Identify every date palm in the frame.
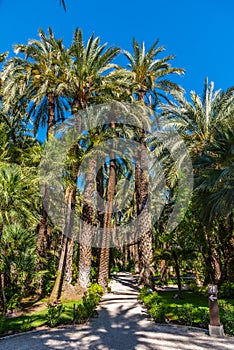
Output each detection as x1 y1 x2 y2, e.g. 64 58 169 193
195 124 234 221
163 78 234 284
123 39 184 288
162 77 234 155
50 30 121 298
2 28 70 285
4 27 69 138
123 38 184 107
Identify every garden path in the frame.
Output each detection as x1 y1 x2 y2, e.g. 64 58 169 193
0 272 234 349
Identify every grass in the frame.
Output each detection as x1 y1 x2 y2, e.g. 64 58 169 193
157 291 234 319
0 300 83 335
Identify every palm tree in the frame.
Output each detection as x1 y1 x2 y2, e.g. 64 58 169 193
0 225 37 311
123 38 184 107
2 28 70 285
123 39 184 288
0 164 39 311
50 30 121 299
162 77 234 155
0 164 39 234
162 78 234 284
195 123 234 283
4 27 69 138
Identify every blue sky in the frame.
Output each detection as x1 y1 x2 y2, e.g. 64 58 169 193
1 0 234 96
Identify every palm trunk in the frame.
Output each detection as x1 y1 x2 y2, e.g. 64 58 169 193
50 235 68 302
137 133 154 289
0 273 7 313
62 185 76 285
36 184 50 293
47 92 55 139
56 106 83 298
135 85 154 286
50 185 75 301
77 158 96 289
0 224 3 239
172 251 182 293
36 92 55 290
0 225 6 312
98 131 116 290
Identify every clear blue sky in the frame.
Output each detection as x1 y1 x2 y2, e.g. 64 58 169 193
1 0 234 96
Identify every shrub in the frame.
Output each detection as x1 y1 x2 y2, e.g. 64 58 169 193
138 286 153 300
219 281 234 298
143 293 160 309
219 299 234 336
192 307 209 327
89 283 104 298
149 303 167 323
6 292 21 311
175 303 195 326
20 317 33 332
222 310 234 336
73 283 103 324
46 302 64 327
174 304 209 327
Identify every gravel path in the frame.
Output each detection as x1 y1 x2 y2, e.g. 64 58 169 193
1 272 234 349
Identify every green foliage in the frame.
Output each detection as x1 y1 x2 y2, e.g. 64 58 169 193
219 300 234 335
187 283 208 295
72 283 103 324
219 281 234 298
46 302 65 327
20 317 33 332
0 225 38 309
6 292 21 311
138 287 164 322
175 303 209 327
149 304 167 323
138 286 153 300
140 290 211 329
88 283 104 298
142 293 160 309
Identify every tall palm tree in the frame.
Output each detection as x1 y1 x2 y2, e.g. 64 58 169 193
195 123 234 283
123 38 184 107
2 28 69 285
124 39 184 288
163 78 234 284
162 77 234 155
50 30 121 299
4 27 69 138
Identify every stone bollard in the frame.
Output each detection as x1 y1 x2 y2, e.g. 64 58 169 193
208 285 224 338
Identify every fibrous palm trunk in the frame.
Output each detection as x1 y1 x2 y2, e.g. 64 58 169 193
50 184 75 301
137 138 154 289
77 157 96 289
36 92 55 290
98 148 116 291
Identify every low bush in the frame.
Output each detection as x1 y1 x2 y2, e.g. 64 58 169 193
20 317 33 332
149 303 167 323
219 299 234 336
72 283 103 324
175 304 209 327
46 302 64 327
219 281 234 298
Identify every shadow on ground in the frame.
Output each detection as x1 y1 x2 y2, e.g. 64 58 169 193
0 274 234 350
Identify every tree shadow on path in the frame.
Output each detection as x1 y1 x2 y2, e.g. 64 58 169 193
1 273 234 349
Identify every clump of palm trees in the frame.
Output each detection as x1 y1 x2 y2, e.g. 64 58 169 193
0 27 233 311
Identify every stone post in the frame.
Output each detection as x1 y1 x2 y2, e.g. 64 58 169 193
208 285 224 337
